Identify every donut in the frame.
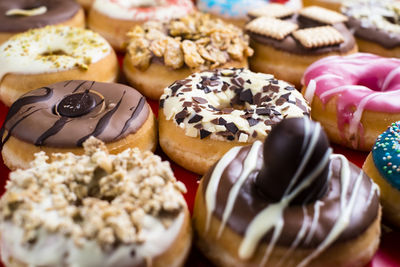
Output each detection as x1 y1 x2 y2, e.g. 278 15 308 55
0 137 191 267
123 12 253 100
193 117 381 267
88 0 195 51
159 68 310 174
246 4 357 88
363 121 400 228
196 0 270 27
302 0 344 12
0 80 156 171
302 53 400 151
0 0 85 44
342 0 400 58
0 26 119 107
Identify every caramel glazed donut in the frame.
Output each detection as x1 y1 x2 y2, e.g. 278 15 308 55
0 137 192 267
0 0 85 44
123 12 253 100
88 0 195 51
159 68 310 175
193 117 381 267
342 0 400 58
0 26 118 107
246 4 357 88
0 80 156 171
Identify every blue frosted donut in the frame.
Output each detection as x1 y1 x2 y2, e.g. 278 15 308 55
372 121 400 190
197 0 270 20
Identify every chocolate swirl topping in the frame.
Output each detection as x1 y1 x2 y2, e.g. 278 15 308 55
0 0 80 33
0 80 149 148
202 117 379 255
256 118 330 204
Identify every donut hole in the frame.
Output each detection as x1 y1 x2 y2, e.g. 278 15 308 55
356 75 382 92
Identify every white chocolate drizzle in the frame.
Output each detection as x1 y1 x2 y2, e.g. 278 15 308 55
205 146 241 232
6 6 47 16
217 141 262 238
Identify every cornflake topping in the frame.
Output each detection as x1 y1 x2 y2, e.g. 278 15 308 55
126 12 253 71
0 137 187 248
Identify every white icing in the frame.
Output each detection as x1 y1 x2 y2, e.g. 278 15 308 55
93 0 194 21
0 213 185 267
303 200 324 245
217 141 262 238
0 26 111 81
6 6 47 16
161 69 310 142
297 155 364 267
238 147 332 260
205 146 241 232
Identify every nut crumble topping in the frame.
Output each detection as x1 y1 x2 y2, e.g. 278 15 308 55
126 12 253 71
0 137 187 248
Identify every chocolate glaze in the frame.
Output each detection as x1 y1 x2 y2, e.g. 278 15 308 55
0 80 149 148
346 16 400 49
256 118 330 204
201 121 379 248
247 14 356 55
0 0 80 33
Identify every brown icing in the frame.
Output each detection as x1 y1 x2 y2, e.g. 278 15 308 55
0 0 80 33
0 80 149 148
247 14 356 55
201 119 379 249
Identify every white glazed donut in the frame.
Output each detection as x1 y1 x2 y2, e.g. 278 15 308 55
0 137 191 267
0 26 118 106
159 68 311 174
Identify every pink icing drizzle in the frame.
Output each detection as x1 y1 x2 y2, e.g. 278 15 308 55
302 53 400 148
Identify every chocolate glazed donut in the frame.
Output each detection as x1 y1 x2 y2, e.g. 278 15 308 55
0 0 81 33
194 117 381 266
0 80 149 148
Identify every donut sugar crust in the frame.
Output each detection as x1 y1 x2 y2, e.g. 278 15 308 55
0 26 118 107
0 80 157 170
193 117 381 267
0 0 85 44
363 122 400 228
246 4 357 88
159 68 310 174
88 0 194 51
302 53 400 151
342 0 400 58
123 12 253 100
0 137 191 267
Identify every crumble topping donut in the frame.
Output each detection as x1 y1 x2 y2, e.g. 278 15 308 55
124 12 253 100
302 53 400 151
246 4 357 88
0 80 156 170
364 122 400 228
0 26 118 107
0 0 85 44
193 117 381 267
159 68 310 174
88 0 195 51
197 0 270 27
0 137 191 267
342 0 400 57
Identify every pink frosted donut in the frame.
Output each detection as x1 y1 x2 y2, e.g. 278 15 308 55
302 53 400 151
